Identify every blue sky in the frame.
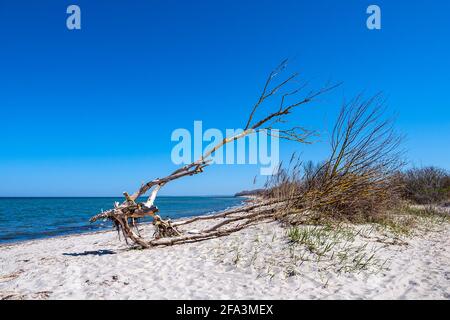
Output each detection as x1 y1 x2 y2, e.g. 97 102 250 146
0 0 449 196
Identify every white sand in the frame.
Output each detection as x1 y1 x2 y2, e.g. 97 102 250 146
0 212 449 300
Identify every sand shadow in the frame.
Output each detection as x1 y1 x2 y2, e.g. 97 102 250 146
63 249 116 256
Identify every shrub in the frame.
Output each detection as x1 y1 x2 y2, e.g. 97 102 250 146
400 166 450 204
266 93 404 223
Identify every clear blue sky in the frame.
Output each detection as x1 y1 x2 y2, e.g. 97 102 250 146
0 0 449 196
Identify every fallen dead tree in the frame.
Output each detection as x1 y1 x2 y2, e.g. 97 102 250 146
89 60 339 248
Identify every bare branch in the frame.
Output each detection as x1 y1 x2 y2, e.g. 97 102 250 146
88 60 338 248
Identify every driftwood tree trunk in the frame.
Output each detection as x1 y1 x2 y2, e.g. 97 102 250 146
89 60 339 248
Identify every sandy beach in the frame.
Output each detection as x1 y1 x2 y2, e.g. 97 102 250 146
1 205 449 300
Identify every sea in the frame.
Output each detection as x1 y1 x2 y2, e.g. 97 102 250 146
0 196 244 244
